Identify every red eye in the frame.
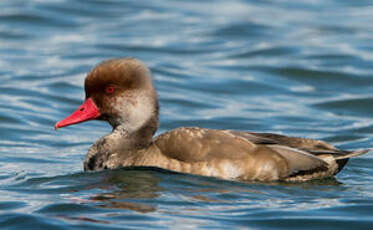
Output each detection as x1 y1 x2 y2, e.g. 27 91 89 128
105 86 116 94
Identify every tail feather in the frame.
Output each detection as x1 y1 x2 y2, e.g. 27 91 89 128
334 149 371 160
334 149 371 175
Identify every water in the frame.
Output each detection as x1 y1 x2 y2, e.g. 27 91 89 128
1 0 373 229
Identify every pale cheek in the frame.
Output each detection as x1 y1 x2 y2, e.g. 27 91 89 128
115 97 128 114
108 97 129 122
129 96 153 125
113 93 154 131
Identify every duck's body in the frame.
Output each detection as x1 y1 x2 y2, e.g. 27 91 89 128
55 58 369 182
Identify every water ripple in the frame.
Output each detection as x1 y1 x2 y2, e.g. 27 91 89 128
0 0 373 229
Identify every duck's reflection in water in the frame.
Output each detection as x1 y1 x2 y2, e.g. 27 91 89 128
85 167 268 213
89 167 164 213
82 167 342 215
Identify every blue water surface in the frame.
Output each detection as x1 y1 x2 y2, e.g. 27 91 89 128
1 0 373 229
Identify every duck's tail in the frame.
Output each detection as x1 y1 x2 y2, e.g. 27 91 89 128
334 149 370 160
334 149 371 174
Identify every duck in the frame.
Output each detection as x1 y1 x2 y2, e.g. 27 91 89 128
55 58 369 182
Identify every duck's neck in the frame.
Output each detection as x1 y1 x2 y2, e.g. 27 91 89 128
84 105 159 171
108 92 159 149
112 117 158 150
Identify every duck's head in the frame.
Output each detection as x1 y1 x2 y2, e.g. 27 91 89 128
55 58 159 135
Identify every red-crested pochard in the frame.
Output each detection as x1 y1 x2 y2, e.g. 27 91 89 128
55 58 369 182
